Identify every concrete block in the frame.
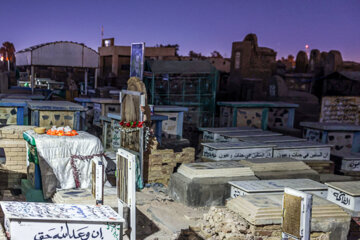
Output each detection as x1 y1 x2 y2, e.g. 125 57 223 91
168 172 258 207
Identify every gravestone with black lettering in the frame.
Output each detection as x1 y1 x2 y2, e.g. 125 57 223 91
0 201 124 240
272 141 331 161
229 179 327 199
326 181 360 213
332 152 360 174
201 141 275 161
301 122 360 155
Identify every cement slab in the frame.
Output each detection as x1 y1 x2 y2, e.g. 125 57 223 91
168 172 258 207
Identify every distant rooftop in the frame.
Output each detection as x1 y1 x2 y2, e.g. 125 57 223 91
16 41 99 68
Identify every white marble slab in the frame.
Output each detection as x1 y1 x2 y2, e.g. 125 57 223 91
177 161 255 179
202 127 260 142
238 135 307 143
0 201 124 240
273 142 331 161
229 179 327 198
218 131 282 142
326 181 360 212
202 142 274 161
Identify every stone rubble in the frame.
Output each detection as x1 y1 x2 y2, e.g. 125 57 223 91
199 206 331 240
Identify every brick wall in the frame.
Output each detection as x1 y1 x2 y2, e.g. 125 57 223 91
145 146 195 185
0 126 36 189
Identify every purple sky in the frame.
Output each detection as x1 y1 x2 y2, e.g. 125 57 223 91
1 0 359 62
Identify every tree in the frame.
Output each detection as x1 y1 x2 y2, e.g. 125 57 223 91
188 50 203 59
210 50 223 58
0 42 16 63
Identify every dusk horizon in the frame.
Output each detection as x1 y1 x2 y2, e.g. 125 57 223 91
1 0 359 62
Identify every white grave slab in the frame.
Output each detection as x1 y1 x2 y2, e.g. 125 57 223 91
202 142 274 161
273 141 331 161
218 130 282 142
0 201 124 240
229 179 327 198
238 135 307 143
326 181 360 212
202 127 260 142
338 152 360 172
177 161 255 179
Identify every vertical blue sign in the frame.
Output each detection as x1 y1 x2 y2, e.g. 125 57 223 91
130 42 145 80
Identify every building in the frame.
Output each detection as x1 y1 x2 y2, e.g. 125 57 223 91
226 34 277 101
99 38 177 87
312 71 360 98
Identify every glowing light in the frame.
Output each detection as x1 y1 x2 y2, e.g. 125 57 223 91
0 56 3 62
305 44 309 49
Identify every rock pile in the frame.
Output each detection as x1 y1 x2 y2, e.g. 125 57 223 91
200 206 332 240
200 207 251 240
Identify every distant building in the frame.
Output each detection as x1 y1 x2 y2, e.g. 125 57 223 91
312 71 360 98
99 38 177 87
226 33 277 101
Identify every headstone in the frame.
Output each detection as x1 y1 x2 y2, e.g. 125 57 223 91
238 135 306 143
340 153 360 172
326 181 360 213
177 161 255 179
201 126 260 142
229 179 327 198
295 51 308 73
320 96 360 125
218 130 281 142
324 50 343 75
0 201 124 240
201 142 274 161
273 141 331 161
282 188 312 240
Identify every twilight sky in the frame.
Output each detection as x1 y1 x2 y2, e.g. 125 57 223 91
1 0 359 61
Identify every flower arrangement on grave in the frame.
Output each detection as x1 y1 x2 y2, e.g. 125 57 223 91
118 121 145 133
46 126 79 136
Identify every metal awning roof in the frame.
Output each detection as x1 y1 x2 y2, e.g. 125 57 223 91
16 41 99 68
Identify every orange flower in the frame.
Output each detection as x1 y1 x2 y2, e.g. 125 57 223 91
57 130 64 136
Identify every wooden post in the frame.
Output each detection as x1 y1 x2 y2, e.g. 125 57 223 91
84 68 88 95
95 68 99 89
117 148 136 240
31 66 35 94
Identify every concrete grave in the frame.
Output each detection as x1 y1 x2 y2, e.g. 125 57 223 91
218 130 281 142
177 161 254 179
326 181 360 213
332 152 360 174
226 194 351 240
168 161 258 207
273 141 331 161
301 122 360 154
240 158 320 180
229 179 327 198
200 126 260 142
238 135 306 143
0 201 124 240
201 142 274 161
